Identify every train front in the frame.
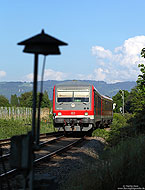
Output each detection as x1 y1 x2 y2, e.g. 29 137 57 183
53 81 94 131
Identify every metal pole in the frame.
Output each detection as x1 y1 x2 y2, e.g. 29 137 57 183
36 56 46 146
122 90 124 115
32 53 38 139
29 53 39 190
36 92 42 146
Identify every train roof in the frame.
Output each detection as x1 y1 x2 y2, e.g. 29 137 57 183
55 80 92 87
101 95 113 101
55 80 113 101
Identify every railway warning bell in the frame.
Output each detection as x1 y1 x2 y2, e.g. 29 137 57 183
18 29 68 55
18 30 68 141
17 29 67 189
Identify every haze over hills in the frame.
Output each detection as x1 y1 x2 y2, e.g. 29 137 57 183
0 80 136 100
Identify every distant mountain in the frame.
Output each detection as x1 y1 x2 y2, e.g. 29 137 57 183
0 80 136 100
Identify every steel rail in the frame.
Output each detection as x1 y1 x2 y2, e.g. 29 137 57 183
0 136 84 179
34 137 84 163
0 131 64 146
0 135 65 161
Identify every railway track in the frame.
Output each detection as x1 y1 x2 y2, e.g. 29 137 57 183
0 131 64 155
0 132 85 189
0 132 65 161
0 131 64 146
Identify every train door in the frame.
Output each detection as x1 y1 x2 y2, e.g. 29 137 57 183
94 92 96 115
98 96 101 116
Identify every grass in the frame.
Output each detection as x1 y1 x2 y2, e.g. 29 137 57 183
92 128 109 139
61 135 145 190
0 114 54 139
92 113 136 146
61 113 145 189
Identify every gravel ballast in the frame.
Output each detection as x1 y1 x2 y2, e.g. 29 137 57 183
34 136 106 190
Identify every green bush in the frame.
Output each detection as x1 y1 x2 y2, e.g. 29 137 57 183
0 116 54 139
110 113 128 129
128 106 145 134
0 119 31 139
61 135 145 190
107 113 137 146
92 128 109 140
92 113 128 141
100 135 145 189
92 113 136 146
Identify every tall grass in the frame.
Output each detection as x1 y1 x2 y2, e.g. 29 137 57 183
61 113 145 189
0 119 32 139
0 106 54 139
0 117 54 139
61 135 145 190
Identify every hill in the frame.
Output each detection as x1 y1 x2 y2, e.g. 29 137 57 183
0 80 136 100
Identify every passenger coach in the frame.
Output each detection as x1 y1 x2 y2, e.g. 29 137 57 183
53 81 113 131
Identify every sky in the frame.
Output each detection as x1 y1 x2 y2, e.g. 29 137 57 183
1 0 145 83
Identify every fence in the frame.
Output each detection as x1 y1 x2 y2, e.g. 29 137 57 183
0 107 50 120
0 107 52 139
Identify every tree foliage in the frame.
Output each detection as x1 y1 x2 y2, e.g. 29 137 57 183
19 91 33 107
10 94 19 107
18 90 51 108
137 63 145 95
125 86 144 113
132 50 145 113
112 90 129 113
113 49 145 114
0 95 10 107
41 90 51 108
125 48 145 133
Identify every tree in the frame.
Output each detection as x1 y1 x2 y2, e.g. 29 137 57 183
10 94 19 107
0 95 10 107
132 49 145 113
18 91 51 108
112 90 129 113
125 86 144 113
40 90 51 108
19 91 33 107
137 64 145 94
127 49 145 133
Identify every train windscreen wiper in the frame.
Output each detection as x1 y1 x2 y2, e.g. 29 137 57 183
58 102 64 105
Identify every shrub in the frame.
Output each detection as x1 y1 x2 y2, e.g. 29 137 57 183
92 128 109 140
107 113 136 146
110 113 128 129
92 113 136 146
0 116 54 139
61 135 145 190
0 119 31 139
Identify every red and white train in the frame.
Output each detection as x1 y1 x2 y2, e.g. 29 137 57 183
53 81 113 131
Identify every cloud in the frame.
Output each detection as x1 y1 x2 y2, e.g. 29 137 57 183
0 70 6 78
92 46 112 59
44 69 67 81
87 68 106 81
24 69 67 82
91 35 145 82
76 68 108 81
23 36 145 83
25 73 34 82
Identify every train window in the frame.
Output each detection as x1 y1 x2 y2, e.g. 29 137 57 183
57 91 73 102
74 91 89 102
74 98 89 102
57 90 90 102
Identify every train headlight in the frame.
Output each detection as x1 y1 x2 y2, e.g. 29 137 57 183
84 112 88 116
58 112 62 116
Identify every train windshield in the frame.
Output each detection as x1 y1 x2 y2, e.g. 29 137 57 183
57 90 90 102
